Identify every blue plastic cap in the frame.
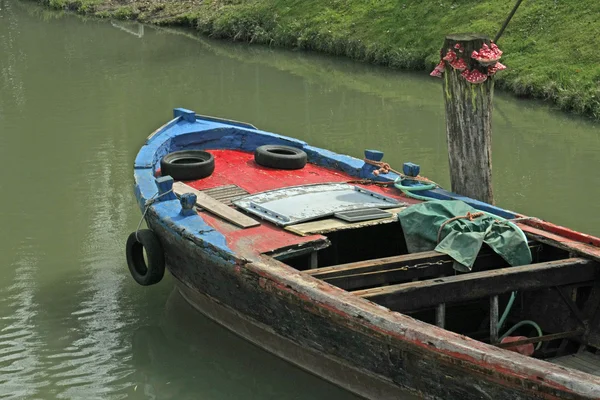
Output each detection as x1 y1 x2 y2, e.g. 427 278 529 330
179 193 197 216
403 162 421 177
174 108 196 122
364 150 384 162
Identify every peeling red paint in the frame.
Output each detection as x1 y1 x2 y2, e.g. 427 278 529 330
251 260 584 400
249 260 584 397
186 149 351 194
183 149 411 256
522 219 600 248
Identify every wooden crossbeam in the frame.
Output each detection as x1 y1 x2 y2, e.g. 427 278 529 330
353 258 598 312
285 207 406 236
307 251 449 279
308 244 541 291
495 330 583 349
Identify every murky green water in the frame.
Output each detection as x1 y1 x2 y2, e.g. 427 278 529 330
1 1 599 399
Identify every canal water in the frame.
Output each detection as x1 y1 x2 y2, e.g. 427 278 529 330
1 1 599 399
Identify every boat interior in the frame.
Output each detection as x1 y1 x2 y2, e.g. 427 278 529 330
169 147 600 376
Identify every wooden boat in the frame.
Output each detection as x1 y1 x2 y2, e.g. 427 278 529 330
128 108 600 399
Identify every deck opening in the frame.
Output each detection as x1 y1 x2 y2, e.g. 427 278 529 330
276 220 600 365
280 222 408 271
281 227 600 365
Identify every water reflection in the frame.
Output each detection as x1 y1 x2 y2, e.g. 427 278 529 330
42 123 144 399
130 289 361 400
0 0 27 114
111 21 144 38
0 245 43 399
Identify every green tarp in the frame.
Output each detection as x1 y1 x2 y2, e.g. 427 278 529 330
398 200 532 272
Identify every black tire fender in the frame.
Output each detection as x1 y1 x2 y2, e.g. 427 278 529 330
160 150 215 181
254 145 307 170
126 229 165 286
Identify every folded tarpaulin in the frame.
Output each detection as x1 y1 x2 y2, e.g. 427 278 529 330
398 200 532 272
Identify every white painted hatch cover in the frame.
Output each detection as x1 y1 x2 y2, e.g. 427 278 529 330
233 183 405 226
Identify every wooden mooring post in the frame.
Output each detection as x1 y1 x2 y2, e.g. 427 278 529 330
437 34 500 204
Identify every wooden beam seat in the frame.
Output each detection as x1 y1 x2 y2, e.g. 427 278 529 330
307 243 542 291
352 258 598 312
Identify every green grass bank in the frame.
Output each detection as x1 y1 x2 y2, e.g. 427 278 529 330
40 0 600 119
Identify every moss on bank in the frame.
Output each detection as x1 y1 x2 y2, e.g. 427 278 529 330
39 0 600 119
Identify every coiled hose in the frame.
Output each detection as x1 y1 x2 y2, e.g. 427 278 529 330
393 177 437 201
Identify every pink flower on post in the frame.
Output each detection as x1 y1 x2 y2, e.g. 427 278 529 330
462 69 488 84
429 60 446 78
443 49 457 62
450 58 467 71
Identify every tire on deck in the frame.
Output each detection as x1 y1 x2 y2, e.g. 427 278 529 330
254 145 307 170
160 150 215 181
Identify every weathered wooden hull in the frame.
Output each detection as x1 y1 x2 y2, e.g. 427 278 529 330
146 213 600 400
174 270 407 400
132 109 600 399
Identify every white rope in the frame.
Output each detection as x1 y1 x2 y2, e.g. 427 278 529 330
135 189 174 241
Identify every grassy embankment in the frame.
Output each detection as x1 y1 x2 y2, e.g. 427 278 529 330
40 0 600 119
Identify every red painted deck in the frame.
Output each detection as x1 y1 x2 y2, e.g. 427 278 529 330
184 149 410 256
186 149 403 199
179 149 600 262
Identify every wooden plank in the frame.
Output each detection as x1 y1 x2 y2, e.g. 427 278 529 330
497 330 583 349
490 296 499 344
319 259 453 290
582 280 600 348
354 258 598 312
285 207 406 236
308 251 450 278
173 182 260 229
309 251 318 269
309 244 542 291
435 303 445 329
550 351 600 376
555 286 587 326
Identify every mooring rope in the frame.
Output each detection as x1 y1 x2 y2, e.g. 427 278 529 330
135 189 174 241
437 212 485 243
362 158 436 184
